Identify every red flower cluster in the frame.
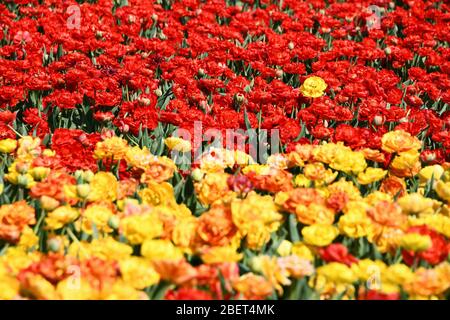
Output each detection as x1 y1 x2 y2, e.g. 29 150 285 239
402 225 449 267
318 243 359 267
0 0 448 167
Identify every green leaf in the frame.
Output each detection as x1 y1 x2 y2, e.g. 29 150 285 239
288 214 300 242
243 107 252 130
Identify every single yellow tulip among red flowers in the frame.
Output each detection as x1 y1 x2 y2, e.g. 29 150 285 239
300 76 327 98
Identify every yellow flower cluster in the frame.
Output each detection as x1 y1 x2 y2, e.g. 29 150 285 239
0 130 449 300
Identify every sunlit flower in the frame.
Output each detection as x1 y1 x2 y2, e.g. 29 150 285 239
94 136 129 161
302 224 339 247
300 76 327 98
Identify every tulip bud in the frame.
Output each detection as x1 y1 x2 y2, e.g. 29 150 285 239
96 30 103 38
425 153 436 162
120 123 130 133
288 42 295 50
47 238 61 252
249 256 263 273
151 13 158 21
373 115 384 126
385 47 392 55
277 240 293 257
76 184 91 199
83 170 95 182
30 167 50 181
17 174 30 187
74 170 84 181
108 216 120 230
276 69 284 78
235 93 245 104
198 68 205 76
40 196 60 211
139 97 151 106
154 88 163 96
128 15 136 23
16 162 29 174
191 168 204 182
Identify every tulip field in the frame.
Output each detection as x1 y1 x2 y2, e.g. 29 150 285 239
0 0 449 300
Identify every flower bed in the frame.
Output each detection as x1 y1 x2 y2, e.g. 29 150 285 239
0 0 449 300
